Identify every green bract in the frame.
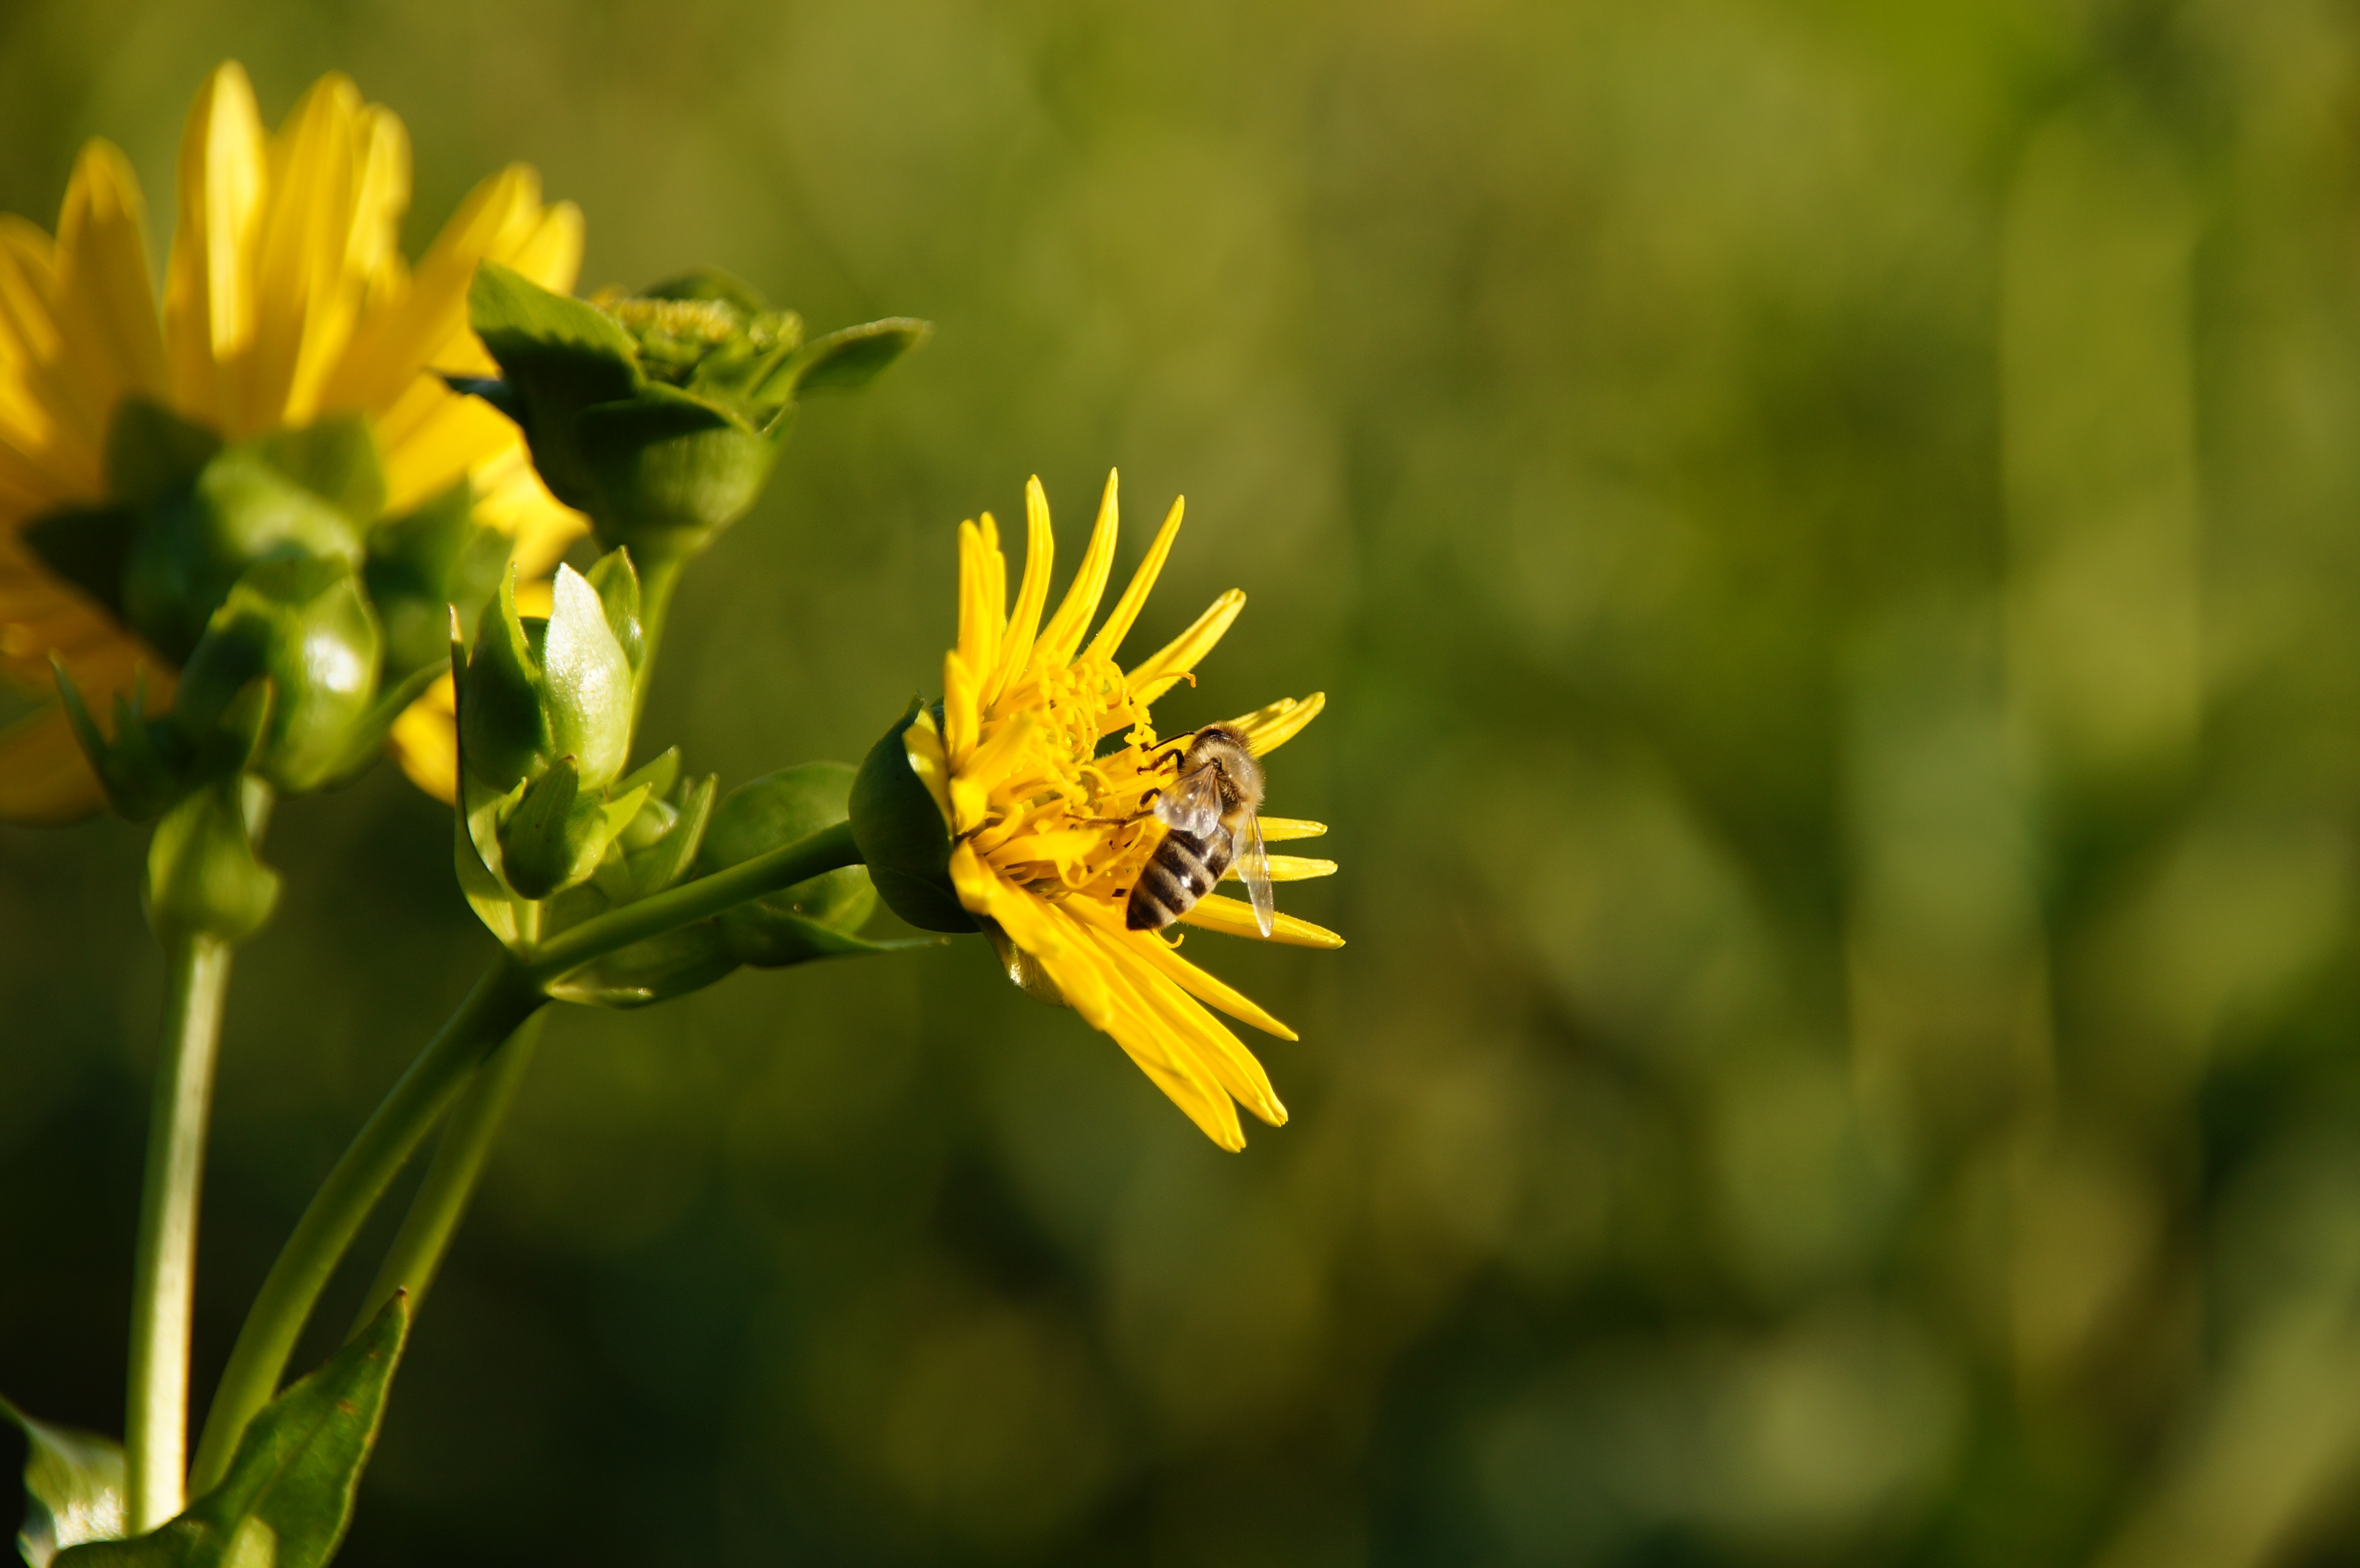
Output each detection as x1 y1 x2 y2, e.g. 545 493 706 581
462 260 930 567
455 553 648 904
34 397 508 818
850 698 976 933
703 762 882 965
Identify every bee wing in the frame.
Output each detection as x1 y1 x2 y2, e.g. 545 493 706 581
1236 808 1276 938
1153 762 1226 837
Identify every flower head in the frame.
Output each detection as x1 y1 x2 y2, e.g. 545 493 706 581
922 472 1339 1151
0 62 586 820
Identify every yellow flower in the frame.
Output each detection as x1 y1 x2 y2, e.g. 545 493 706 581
934 472 1340 1150
0 62 586 821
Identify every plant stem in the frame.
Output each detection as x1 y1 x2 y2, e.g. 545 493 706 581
125 933 233 1533
523 819 859 987
187 961 545 1494
351 1013 545 1332
188 820 861 1492
630 551 687 725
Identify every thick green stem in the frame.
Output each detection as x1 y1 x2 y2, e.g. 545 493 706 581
125 934 233 1532
189 819 860 1491
523 818 859 986
187 962 545 1494
352 1014 545 1332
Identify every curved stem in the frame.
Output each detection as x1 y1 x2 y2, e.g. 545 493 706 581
523 818 859 986
187 961 545 1494
351 1014 545 1332
188 819 861 1493
125 933 232 1532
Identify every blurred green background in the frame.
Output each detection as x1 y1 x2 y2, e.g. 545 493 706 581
9 0 2360 1563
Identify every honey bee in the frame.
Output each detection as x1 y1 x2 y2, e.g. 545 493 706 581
1124 724 1275 937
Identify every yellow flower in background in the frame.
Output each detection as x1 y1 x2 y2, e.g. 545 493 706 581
0 62 586 821
933 472 1340 1150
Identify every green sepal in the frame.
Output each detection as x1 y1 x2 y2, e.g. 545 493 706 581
51 662 186 822
171 556 383 796
704 760 878 936
457 566 546 792
22 508 141 621
762 317 931 402
248 417 385 526
615 770 714 900
365 479 505 682
538 563 636 789
851 700 975 932
571 384 776 560
493 755 588 901
145 775 279 944
105 399 222 511
317 659 446 792
540 921 738 1008
122 427 377 662
2 1392 125 1566
53 1294 410 1568
582 547 646 678
467 261 641 517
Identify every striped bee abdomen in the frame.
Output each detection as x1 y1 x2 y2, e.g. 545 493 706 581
1126 824 1235 931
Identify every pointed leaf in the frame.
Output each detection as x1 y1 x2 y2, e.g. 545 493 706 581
2 1394 125 1567
54 1294 411 1568
468 261 640 403
764 318 930 401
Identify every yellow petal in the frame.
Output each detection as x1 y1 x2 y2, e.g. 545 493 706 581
50 141 168 453
1083 929 1261 1144
987 477 1054 705
1126 588 1244 708
955 517 1003 687
163 62 267 424
1258 816 1327 842
1082 494 1185 664
385 673 457 803
1032 468 1120 672
0 703 104 824
1080 905 1298 1045
1227 854 1336 882
1226 691 1325 755
1178 893 1345 949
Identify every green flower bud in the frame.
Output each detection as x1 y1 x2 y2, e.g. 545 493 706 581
144 775 280 944
123 416 380 661
849 699 976 933
458 558 639 794
463 260 929 568
701 761 880 965
170 555 383 796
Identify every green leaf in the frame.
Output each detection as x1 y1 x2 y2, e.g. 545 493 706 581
541 919 739 1008
53 1294 410 1568
766 318 931 401
467 262 640 404
1 1393 125 1567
